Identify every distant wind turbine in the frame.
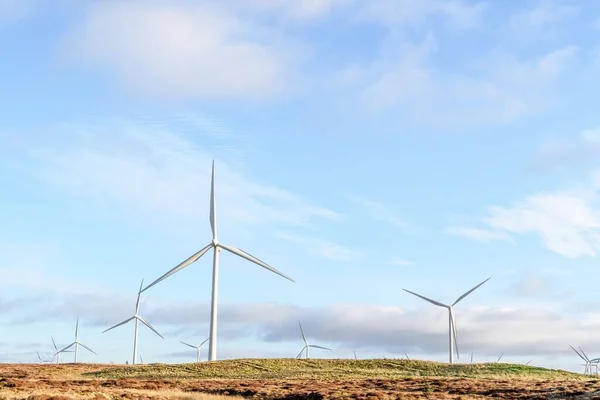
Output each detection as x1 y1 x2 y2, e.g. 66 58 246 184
142 161 295 361
296 321 331 359
51 336 73 364
102 279 163 365
403 277 490 364
181 338 209 362
570 345 600 375
54 317 96 363
36 351 53 364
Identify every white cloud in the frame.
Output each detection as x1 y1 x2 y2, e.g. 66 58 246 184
450 172 600 258
20 117 342 231
61 1 291 100
276 231 362 261
444 227 513 243
7 289 600 364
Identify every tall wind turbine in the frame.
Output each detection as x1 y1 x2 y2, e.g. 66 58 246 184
180 338 209 362
141 161 295 361
296 321 331 359
402 277 490 364
102 280 163 365
54 317 96 363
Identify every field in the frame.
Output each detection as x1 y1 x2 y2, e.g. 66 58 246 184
1 359 599 400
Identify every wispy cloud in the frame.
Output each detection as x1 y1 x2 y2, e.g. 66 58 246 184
347 195 411 232
388 257 414 267
443 227 513 243
18 117 341 232
447 171 600 258
276 231 362 262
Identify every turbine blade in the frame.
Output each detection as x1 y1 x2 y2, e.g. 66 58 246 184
102 317 134 334
296 346 307 359
308 345 332 351
580 346 591 362
142 243 213 292
402 289 447 308
180 341 196 349
37 351 42 362
210 160 217 241
200 337 209 347
219 243 295 282
135 279 144 312
75 317 79 339
137 316 164 339
570 345 586 361
78 342 97 355
298 321 307 345
55 342 75 356
452 277 491 306
51 336 58 351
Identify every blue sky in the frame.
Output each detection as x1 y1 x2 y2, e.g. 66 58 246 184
2 0 600 371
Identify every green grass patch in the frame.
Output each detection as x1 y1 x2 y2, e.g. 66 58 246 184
84 358 586 380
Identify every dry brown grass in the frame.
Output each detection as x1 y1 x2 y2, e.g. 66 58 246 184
1 360 599 399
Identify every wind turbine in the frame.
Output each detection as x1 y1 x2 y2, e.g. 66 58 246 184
180 338 209 362
51 336 73 364
402 277 490 364
141 161 295 361
296 321 331 359
54 317 96 363
36 351 54 364
102 279 163 365
570 345 600 375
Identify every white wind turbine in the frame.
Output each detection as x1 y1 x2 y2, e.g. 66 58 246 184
296 321 331 359
36 351 54 364
402 277 490 364
180 338 209 362
102 280 163 365
142 160 295 361
51 336 73 364
54 317 96 363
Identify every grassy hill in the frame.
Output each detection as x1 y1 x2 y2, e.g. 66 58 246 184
85 358 585 380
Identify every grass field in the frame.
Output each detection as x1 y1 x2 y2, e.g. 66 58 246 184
1 359 599 399
85 358 584 380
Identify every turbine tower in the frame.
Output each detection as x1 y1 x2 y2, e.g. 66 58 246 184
54 317 96 363
180 338 209 362
402 277 490 364
142 161 295 361
296 321 331 359
102 279 163 365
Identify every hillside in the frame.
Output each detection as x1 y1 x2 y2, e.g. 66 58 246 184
86 358 584 380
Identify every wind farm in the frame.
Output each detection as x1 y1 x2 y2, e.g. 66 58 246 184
6 1 600 397
3 160 600 399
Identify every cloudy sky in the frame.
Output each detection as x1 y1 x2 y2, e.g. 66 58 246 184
2 0 600 372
